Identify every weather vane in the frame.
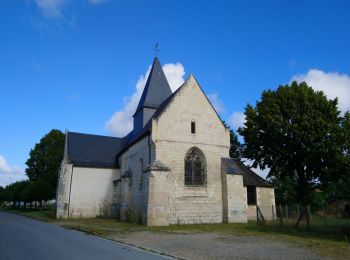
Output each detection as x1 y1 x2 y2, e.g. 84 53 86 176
153 43 160 57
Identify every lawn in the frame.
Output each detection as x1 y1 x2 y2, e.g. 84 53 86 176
1 207 349 259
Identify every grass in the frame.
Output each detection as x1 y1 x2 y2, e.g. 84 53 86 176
1 207 349 259
0 207 55 222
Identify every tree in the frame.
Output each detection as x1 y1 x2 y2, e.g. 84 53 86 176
0 186 4 206
271 175 297 206
326 112 350 202
25 129 65 200
341 112 350 180
5 181 28 208
222 121 242 159
238 81 344 228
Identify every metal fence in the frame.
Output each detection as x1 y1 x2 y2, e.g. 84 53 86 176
256 204 350 234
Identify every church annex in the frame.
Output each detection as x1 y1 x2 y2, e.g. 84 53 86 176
56 57 275 226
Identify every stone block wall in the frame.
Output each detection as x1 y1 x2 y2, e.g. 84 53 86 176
246 187 276 221
257 187 276 220
118 135 156 221
155 141 227 224
225 174 247 223
144 170 170 226
56 162 73 218
150 75 232 225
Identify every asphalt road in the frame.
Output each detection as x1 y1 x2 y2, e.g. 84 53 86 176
0 212 168 260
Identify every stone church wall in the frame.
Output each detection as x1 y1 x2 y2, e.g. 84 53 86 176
150 76 242 224
68 167 119 218
56 161 73 218
246 187 276 221
257 187 276 220
118 135 155 222
56 163 119 218
225 174 248 222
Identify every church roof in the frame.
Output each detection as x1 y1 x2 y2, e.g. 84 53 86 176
134 57 172 116
119 74 226 155
118 85 182 156
222 158 273 188
66 132 124 168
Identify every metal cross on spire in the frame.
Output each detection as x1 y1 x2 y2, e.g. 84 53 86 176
153 43 160 57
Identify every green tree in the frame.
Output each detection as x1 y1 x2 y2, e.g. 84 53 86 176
222 121 242 159
271 175 297 206
341 112 350 181
0 186 4 206
25 129 65 200
238 81 344 227
326 112 350 202
5 181 28 208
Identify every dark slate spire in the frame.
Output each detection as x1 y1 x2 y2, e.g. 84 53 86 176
134 57 172 116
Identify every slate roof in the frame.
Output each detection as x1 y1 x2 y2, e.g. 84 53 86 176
65 60 229 170
119 74 227 155
66 58 174 165
222 158 273 188
134 57 172 116
221 157 244 175
66 132 124 168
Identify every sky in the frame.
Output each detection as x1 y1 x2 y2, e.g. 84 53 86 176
1 0 350 186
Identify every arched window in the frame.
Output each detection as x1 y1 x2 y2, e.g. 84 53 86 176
184 147 206 185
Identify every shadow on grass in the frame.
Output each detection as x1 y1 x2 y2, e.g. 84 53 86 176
248 219 350 243
2 207 349 243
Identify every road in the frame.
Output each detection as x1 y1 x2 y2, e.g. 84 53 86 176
0 212 168 260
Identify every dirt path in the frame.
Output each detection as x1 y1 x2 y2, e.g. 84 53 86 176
111 231 329 259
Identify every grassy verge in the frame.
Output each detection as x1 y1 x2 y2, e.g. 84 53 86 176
0 207 55 222
2 207 349 259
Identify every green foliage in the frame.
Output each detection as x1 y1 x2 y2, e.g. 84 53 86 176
0 129 65 208
0 186 4 204
25 129 65 199
238 81 344 205
3 181 28 206
222 121 242 158
271 175 297 205
123 208 142 224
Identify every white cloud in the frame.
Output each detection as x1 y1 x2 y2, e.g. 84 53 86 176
0 155 27 187
229 111 246 130
106 62 185 137
34 0 67 18
162 63 186 92
208 93 225 113
292 69 350 113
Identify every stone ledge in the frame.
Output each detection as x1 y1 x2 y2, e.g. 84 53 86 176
144 160 171 172
121 171 131 178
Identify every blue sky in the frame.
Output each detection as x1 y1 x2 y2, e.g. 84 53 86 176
1 0 350 186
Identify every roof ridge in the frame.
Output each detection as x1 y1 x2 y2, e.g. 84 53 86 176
68 131 123 139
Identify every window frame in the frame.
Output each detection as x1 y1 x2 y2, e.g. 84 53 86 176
184 147 206 186
247 186 257 205
191 120 196 134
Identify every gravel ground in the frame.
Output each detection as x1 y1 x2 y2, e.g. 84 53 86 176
112 231 330 260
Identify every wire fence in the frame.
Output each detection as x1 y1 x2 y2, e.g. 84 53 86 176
255 204 350 240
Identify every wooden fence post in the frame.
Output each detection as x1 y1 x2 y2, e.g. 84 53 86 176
297 205 300 219
279 205 283 226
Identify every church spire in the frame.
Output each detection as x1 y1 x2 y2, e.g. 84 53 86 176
133 57 172 130
134 57 172 116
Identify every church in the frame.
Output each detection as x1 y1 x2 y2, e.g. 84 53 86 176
56 57 275 226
